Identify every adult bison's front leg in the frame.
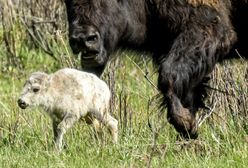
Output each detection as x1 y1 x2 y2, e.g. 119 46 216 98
158 67 199 138
157 25 235 139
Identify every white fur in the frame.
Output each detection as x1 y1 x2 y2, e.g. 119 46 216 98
18 68 118 151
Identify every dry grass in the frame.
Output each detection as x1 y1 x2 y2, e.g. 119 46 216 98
0 1 247 167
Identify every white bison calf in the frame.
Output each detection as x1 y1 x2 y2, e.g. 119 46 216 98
18 68 118 151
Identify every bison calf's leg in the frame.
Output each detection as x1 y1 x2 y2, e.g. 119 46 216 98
106 115 118 143
54 114 79 151
85 114 103 142
92 111 118 143
92 118 104 142
52 120 60 143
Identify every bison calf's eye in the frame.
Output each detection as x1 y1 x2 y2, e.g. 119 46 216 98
32 87 40 93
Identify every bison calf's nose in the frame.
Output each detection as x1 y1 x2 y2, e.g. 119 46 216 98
17 99 28 109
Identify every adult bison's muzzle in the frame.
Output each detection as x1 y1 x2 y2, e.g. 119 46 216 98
69 26 106 68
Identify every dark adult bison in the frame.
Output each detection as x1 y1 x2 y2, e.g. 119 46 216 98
64 0 248 138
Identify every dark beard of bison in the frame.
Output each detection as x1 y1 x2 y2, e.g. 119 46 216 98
65 0 125 76
68 23 110 76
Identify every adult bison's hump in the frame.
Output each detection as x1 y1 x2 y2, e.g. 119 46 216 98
229 1 248 58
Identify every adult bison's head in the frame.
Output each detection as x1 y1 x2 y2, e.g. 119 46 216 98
65 0 126 76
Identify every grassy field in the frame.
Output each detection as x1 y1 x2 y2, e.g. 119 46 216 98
0 1 248 167
0 46 248 167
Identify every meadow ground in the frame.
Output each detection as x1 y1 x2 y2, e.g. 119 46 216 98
0 0 248 166
0 48 248 167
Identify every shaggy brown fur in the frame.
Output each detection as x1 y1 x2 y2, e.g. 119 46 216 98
187 0 220 7
65 0 247 139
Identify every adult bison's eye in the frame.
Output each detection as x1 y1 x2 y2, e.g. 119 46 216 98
86 35 98 43
32 87 40 93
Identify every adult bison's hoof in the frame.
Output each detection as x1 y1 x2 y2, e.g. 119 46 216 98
178 127 198 140
168 104 198 139
172 121 198 140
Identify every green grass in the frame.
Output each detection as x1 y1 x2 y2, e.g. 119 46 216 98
0 38 248 167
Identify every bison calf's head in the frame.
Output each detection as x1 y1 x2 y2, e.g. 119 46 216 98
18 72 48 109
65 0 126 76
